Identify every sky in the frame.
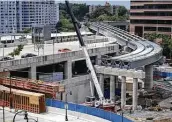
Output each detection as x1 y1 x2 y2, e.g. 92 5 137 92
57 0 130 9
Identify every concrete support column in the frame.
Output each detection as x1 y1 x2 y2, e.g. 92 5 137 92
64 60 72 79
96 54 101 65
124 46 128 52
29 65 36 80
116 76 119 88
110 75 115 100
132 78 138 111
121 76 126 109
99 74 104 94
145 64 153 90
140 79 144 90
91 79 95 96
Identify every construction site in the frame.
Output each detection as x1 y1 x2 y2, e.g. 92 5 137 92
1 1 172 122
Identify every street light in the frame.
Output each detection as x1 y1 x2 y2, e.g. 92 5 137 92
65 91 72 121
13 110 38 122
3 68 12 109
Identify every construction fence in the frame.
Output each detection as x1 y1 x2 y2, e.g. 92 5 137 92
46 98 132 122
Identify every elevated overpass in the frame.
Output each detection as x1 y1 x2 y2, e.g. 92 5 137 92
89 23 162 110
89 22 162 69
0 23 163 109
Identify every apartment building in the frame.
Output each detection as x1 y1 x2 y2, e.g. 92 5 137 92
0 0 59 34
130 0 172 37
89 2 114 15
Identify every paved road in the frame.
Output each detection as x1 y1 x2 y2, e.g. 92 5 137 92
0 107 110 122
0 39 109 60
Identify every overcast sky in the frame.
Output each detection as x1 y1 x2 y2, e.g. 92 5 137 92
57 0 130 9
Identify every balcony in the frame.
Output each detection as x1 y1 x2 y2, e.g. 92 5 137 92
130 16 172 21
130 24 172 28
131 2 172 6
130 9 172 13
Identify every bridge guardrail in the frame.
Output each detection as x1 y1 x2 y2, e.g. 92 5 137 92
46 98 132 122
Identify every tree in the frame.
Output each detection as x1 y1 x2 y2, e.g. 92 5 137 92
22 28 31 38
97 14 108 21
23 28 31 34
144 33 172 59
59 3 88 21
168 39 172 59
117 6 127 16
55 21 63 32
8 45 24 57
91 7 111 19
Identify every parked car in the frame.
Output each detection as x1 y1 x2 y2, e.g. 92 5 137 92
58 48 71 53
0 56 14 61
21 53 37 58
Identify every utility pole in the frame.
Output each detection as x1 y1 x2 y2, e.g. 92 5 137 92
3 90 5 122
9 71 12 109
3 68 12 109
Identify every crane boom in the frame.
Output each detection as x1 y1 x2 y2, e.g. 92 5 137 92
65 0 104 101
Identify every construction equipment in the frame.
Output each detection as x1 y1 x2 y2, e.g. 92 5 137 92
65 1 114 109
0 72 65 99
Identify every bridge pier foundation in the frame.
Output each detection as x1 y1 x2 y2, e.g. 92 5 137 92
121 76 126 109
145 64 153 90
132 78 138 111
29 65 37 80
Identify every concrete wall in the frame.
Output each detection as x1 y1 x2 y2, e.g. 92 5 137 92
62 75 91 103
0 44 119 71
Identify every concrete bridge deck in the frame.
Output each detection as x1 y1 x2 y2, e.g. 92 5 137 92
89 22 162 69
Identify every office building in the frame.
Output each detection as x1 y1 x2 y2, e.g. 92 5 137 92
0 0 59 34
130 0 172 37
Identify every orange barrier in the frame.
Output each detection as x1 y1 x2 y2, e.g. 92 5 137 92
0 75 65 99
0 85 46 113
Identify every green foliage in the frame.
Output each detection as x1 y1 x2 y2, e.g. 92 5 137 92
8 52 15 57
144 33 170 42
23 28 31 33
58 3 128 31
72 3 89 21
117 6 128 16
91 7 112 19
88 5 128 22
144 33 172 59
17 45 24 51
59 3 88 21
58 3 88 32
8 45 24 57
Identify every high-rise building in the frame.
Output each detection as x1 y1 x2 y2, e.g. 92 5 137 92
130 0 172 37
89 2 114 15
0 0 59 34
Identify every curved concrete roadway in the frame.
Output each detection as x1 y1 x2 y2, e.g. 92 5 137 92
89 22 162 69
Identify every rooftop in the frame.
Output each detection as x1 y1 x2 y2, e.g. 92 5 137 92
0 31 93 41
